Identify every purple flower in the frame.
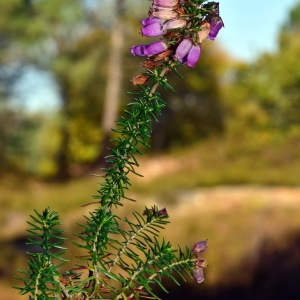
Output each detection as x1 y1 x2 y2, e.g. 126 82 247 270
193 267 204 283
140 18 165 37
192 240 208 284
157 207 168 217
131 45 148 56
145 40 168 55
141 21 164 37
174 39 201 67
193 258 207 284
211 2 220 16
174 38 193 63
192 240 207 256
143 206 169 217
131 1 223 67
141 17 162 26
186 45 201 67
131 40 168 57
208 17 224 40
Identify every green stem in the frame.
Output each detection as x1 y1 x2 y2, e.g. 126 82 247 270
127 258 195 299
149 67 169 95
108 215 164 273
97 67 169 209
114 254 161 300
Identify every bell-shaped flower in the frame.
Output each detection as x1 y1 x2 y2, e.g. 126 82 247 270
174 39 201 67
157 207 168 217
208 17 224 40
141 17 162 26
131 45 148 56
174 38 193 63
191 240 208 284
145 40 168 55
193 267 204 283
131 40 168 57
186 44 201 67
141 18 164 37
192 240 208 257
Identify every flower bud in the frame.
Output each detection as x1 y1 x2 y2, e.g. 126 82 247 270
193 267 204 284
186 44 201 68
192 240 207 257
141 22 164 37
157 208 168 217
191 240 208 284
208 17 224 40
174 38 193 63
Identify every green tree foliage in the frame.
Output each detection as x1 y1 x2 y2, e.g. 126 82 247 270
0 0 84 178
0 106 42 174
276 2 300 128
0 0 149 178
223 1 300 137
0 0 226 178
152 43 226 150
281 2 300 33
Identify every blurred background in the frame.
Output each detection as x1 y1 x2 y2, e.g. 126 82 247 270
1 0 300 299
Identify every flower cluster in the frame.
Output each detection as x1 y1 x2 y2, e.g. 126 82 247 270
191 240 208 283
131 0 223 71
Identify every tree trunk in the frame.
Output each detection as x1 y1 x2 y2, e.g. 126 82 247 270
55 82 70 181
97 0 125 166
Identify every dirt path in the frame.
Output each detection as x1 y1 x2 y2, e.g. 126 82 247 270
174 185 300 210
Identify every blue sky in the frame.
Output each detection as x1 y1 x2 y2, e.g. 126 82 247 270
218 0 299 61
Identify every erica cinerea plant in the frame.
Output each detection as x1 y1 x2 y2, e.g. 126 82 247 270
15 1 223 299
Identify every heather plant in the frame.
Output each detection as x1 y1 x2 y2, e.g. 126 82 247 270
15 1 223 299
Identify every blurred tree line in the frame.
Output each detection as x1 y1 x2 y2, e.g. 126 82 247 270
1 0 300 180
223 2 300 136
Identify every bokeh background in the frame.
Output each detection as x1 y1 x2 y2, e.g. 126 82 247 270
1 0 300 299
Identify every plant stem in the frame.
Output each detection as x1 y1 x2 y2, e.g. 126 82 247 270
149 67 169 95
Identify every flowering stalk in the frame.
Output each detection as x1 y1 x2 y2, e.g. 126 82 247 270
16 1 223 299
131 0 224 70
